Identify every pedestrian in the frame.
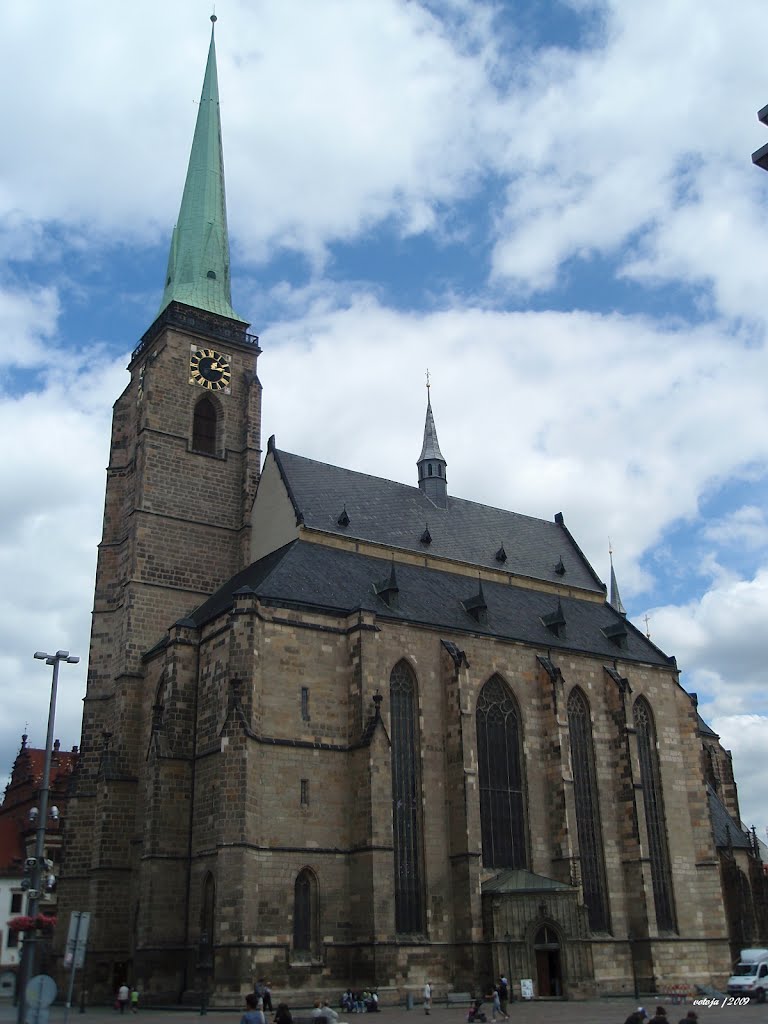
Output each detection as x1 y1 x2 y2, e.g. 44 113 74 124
321 999 340 1022
423 981 432 1015
263 982 273 1012
130 988 139 1014
497 977 509 1017
491 985 508 1022
677 1014 697 1024
624 1010 648 1024
242 994 265 1024
117 984 129 1014
649 1007 668 1024
274 1003 293 1024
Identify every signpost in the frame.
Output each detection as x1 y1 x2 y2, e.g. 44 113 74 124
63 912 90 1024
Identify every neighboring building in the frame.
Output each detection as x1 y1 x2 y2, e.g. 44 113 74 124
55 18 766 1007
0 736 78 998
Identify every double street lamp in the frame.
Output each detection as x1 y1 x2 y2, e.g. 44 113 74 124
16 650 79 1024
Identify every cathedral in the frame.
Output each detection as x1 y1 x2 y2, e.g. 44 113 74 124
55 19 767 1006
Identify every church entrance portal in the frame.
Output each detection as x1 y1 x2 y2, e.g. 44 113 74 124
533 925 563 997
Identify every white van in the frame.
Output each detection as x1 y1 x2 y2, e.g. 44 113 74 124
726 949 768 1002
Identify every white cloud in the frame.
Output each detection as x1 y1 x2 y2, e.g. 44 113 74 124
0 284 60 370
703 506 768 550
647 568 768 714
710 714 768 832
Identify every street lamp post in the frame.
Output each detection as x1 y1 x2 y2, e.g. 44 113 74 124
16 650 79 1024
504 932 512 1001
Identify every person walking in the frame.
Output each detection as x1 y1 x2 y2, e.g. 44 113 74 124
423 981 432 1015
491 985 508 1022
497 977 509 1017
117 984 130 1014
130 988 139 1014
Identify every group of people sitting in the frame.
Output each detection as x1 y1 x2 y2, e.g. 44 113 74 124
625 1008 698 1024
242 990 380 1024
341 990 380 1013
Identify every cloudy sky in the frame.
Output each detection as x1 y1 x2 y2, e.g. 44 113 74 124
2 0 767 839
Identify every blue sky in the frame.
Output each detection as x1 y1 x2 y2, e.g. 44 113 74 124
2 0 768 837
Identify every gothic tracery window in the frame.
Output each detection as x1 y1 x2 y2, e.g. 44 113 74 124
390 660 425 934
567 687 610 932
634 697 677 932
476 675 527 869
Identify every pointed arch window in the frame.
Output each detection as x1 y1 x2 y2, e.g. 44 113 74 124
567 687 610 932
293 868 319 960
390 660 425 934
634 697 677 932
476 675 527 869
192 396 218 455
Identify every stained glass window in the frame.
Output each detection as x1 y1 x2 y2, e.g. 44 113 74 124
390 660 425 934
634 697 676 932
567 687 610 932
476 675 527 868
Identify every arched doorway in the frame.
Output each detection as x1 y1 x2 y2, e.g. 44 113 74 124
533 924 563 997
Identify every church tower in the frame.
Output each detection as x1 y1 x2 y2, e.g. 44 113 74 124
57 17 261 985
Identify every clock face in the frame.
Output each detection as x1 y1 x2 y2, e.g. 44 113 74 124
189 347 231 392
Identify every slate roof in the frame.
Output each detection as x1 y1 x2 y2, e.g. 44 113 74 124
707 784 752 850
186 539 672 667
272 448 606 594
697 713 719 739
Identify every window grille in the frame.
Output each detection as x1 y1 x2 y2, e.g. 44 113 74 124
301 686 310 721
476 675 527 868
567 687 610 932
300 778 309 806
390 660 425 934
634 697 677 932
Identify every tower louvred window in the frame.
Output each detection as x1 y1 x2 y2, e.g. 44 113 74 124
193 396 218 454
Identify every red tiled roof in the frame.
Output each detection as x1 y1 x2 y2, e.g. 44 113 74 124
0 742 79 875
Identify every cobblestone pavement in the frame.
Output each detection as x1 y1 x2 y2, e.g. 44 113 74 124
1 997 766 1024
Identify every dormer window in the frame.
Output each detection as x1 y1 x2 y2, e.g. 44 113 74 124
602 621 628 649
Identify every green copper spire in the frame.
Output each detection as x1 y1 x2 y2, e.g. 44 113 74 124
158 16 245 322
